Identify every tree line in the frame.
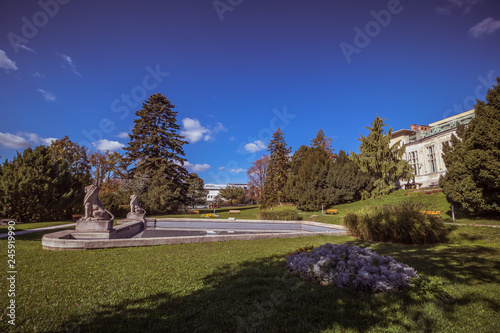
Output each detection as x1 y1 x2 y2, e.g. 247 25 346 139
251 77 500 217
0 93 207 222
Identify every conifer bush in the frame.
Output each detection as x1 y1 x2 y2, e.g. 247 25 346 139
343 202 449 244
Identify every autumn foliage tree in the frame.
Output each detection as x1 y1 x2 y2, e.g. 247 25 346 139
247 155 269 203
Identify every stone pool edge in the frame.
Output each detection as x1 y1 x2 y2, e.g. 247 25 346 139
42 219 346 250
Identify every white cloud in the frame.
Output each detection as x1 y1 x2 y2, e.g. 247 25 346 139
23 132 56 146
0 132 55 149
0 49 18 71
243 140 267 153
0 132 30 149
60 53 81 77
185 161 211 172
93 139 125 152
38 89 56 102
180 118 227 144
469 17 500 38
33 72 45 78
116 132 130 139
180 118 210 143
218 166 226 170
436 0 483 15
230 168 246 173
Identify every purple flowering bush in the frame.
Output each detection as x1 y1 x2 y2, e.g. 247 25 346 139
286 243 419 293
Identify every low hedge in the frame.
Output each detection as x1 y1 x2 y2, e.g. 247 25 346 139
343 202 449 244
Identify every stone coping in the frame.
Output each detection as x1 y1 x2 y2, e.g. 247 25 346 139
41 219 346 250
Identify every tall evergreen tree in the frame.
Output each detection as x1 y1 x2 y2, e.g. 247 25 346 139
285 130 335 210
260 128 291 208
440 77 500 216
351 116 413 198
124 93 190 213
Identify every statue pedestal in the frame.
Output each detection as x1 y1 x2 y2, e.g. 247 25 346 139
74 219 115 239
127 212 146 222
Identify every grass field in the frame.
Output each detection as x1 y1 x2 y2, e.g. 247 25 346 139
1 224 499 332
1 191 499 332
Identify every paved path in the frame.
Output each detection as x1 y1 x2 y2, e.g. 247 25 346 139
444 222 500 228
0 223 76 239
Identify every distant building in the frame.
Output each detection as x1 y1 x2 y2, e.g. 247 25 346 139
391 109 475 188
204 183 248 204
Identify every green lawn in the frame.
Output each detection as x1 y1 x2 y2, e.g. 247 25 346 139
1 224 499 332
0 221 74 235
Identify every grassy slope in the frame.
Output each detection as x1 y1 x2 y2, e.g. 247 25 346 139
0 225 499 332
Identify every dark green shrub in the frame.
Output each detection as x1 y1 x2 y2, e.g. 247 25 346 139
100 192 130 218
343 202 449 244
258 205 301 221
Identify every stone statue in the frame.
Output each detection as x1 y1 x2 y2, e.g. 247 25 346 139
126 194 146 221
129 194 146 215
81 185 114 221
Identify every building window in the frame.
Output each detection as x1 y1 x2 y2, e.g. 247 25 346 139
427 145 436 173
408 151 420 175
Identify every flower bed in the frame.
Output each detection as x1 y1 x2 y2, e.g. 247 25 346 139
201 213 219 218
286 243 418 293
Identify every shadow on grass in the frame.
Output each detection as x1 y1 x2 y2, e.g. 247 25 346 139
59 246 500 333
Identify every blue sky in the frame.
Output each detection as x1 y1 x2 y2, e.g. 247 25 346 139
1 0 499 184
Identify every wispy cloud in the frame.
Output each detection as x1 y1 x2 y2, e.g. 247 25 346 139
33 72 45 78
243 140 267 153
218 166 225 171
17 44 35 53
185 161 211 173
469 17 500 38
180 118 227 143
116 132 130 139
93 139 125 152
230 167 246 173
38 89 56 101
60 53 81 77
0 132 55 149
436 0 483 15
0 49 18 71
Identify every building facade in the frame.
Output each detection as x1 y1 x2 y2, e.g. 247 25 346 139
204 183 248 204
390 110 475 188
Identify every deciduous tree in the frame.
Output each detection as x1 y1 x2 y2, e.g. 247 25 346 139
218 185 246 206
247 155 269 203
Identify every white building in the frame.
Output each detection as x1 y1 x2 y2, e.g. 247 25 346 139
204 183 248 204
391 110 475 188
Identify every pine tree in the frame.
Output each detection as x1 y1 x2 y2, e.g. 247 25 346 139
260 128 291 208
351 116 413 198
440 77 500 216
310 129 335 157
124 93 190 213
